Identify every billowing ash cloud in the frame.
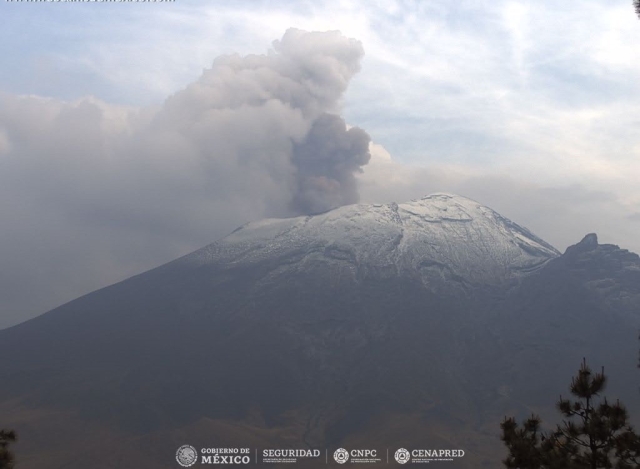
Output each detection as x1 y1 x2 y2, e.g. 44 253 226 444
0 29 370 328
140 27 371 216
140 27 370 216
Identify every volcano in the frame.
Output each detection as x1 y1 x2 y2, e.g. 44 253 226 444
1 194 639 468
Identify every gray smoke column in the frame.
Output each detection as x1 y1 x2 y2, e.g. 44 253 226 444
292 113 371 214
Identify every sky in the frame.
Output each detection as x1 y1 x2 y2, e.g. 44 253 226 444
1 0 639 328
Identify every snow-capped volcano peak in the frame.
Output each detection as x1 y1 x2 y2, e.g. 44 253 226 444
187 193 559 287
401 192 498 222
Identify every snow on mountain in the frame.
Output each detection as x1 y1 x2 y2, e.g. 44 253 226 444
185 193 560 286
3 194 640 469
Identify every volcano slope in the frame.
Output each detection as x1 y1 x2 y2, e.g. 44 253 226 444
1 194 639 468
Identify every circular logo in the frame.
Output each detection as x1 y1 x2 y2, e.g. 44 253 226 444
176 445 198 467
334 448 349 464
395 448 410 464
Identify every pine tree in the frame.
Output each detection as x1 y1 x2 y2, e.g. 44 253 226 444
0 430 16 469
635 0 640 20
501 359 640 468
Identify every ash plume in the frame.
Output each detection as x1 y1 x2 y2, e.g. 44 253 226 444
0 28 370 327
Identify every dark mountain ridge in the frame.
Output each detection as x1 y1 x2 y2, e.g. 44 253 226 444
1 194 639 468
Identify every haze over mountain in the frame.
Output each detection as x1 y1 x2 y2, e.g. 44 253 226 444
3 14 640 331
1 194 639 468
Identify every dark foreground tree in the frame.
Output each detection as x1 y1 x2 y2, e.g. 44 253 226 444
0 430 16 469
635 0 640 20
501 359 640 468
